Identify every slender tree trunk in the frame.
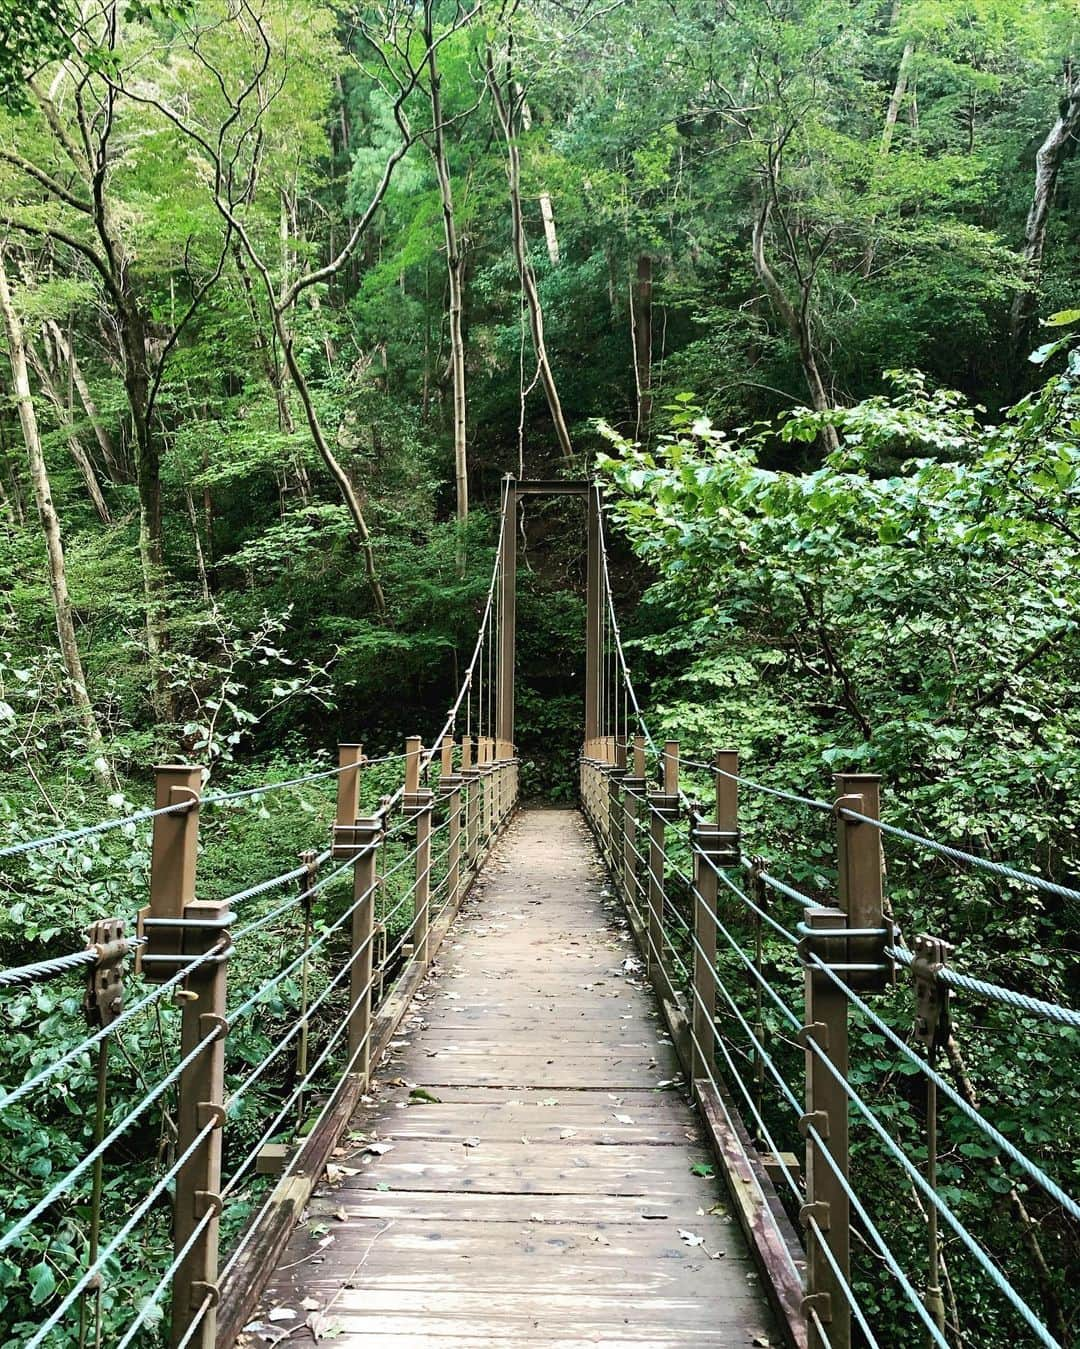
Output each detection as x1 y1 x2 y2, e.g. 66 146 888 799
518 95 560 266
0 252 112 785
45 319 121 477
25 340 111 522
487 55 574 460
751 197 840 452
185 486 211 603
424 1 468 554
1010 71 1080 349
274 312 387 615
631 254 653 440
880 40 915 156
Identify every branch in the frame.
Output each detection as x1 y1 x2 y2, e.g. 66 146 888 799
0 151 92 214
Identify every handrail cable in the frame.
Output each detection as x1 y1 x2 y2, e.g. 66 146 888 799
887 945 1080 1029
0 937 227 1110
676 873 1026 1347
23 1115 219 1349
808 953 1080 1219
0 751 410 863
1 1023 222 1252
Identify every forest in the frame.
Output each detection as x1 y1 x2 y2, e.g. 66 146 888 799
0 0 1078 1344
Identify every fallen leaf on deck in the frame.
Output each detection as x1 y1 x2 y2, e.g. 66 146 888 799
306 1310 343 1340
678 1229 706 1247
612 1113 634 1125
463 1136 481 1148
267 1307 296 1322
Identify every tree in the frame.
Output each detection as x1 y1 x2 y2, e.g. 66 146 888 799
0 249 111 784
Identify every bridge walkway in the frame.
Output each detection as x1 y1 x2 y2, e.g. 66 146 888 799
250 807 778 1347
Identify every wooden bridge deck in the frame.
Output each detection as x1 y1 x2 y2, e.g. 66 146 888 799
246 808 778 1347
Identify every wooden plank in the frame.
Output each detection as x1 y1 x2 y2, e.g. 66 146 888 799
215 828 498 1348
242 809 781 1349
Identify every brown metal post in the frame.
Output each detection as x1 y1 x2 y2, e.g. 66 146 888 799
442 742 463 913
336 743 363 832
584 484 602 743
646 743 679 1005
462 736 479 871
801 908 851 1349
833 772 887 988
482 738 495 846
144 766 226 1349
413 798 433 963
405 735 422 797
404 737 434 963
497 476 517 751
662 739 679 795
690 750 740 1092
170 896 229 1349
333 747 381 1080
622 736 645 923
142 765 202 981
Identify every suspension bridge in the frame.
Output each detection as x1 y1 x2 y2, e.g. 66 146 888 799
1 479 1077 1349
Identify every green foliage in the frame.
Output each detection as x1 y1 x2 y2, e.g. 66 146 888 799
596 352 1080 1343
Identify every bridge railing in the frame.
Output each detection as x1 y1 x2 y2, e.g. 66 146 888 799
580 738 1078 1349
0 734 518 1349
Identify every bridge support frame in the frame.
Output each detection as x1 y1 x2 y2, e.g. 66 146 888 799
691 751 740 1093
801 907 851 1349
145 766 229 1349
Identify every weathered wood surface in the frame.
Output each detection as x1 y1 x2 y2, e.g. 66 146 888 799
242 808 779 1347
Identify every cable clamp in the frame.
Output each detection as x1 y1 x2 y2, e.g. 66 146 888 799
195 1189 223 1217
798 1021 829 1052
199 1013 229 1043
832 792 862 824
197 1101 227 1130
190 1281 220 1309
801 1291 832 1320
799 1201 830 1230
911 933 953 1052
84 917 127 1028
798 1110 829 1140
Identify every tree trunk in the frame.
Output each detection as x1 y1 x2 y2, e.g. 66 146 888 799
631 254 653 440
1010 72 1080 349
45 319 121 478
25 339 111 522
518 95 560 266
274 311 387 615
0 252 112 785
425 1 469 555
487 55 574 461
185 486 211 603
880 40 915 156
751 197 840 452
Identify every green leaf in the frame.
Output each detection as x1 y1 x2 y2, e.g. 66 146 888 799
28 1261 56 1307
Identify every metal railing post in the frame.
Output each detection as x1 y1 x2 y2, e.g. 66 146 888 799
144 766 228 1349
462 736 479 872
622 734 646 923
607 738 627 878
834 772 887 989
690 750 740 1092
646 742 679 1005
441 737 463 913
800 907 851 1349
333 745 382 1082
404 736 434 964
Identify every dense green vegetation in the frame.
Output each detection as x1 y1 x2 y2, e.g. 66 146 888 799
0 0 1077 1343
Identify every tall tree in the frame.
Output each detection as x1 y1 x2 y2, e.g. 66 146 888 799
0 250 111 784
